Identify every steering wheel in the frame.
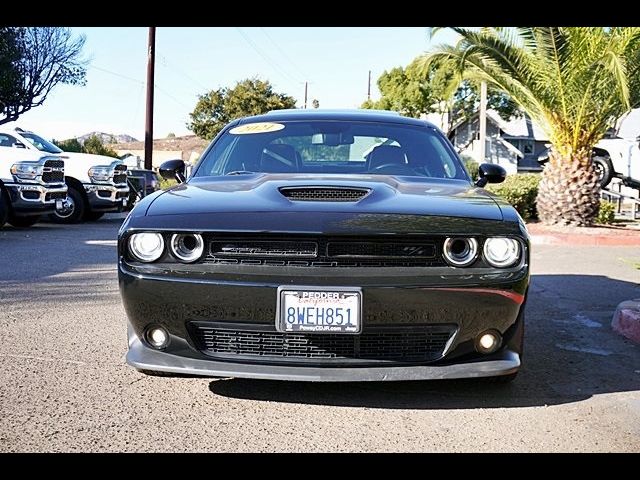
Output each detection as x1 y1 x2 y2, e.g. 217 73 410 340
370 162 417 175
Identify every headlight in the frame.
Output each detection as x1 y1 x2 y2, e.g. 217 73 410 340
10 162 43 180
170 233 204 263
88 166 112 182
483 237 520 268
443 237 478 267
128 232 165 262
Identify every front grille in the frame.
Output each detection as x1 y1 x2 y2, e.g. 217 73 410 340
44 159 64 169
42 159 64 183
116 190 128 199
45 191 66 201
279 186 370 202
204 235 443 267
113 164 127 184
190 323 456 364
211 240 317 257
97 190 112 198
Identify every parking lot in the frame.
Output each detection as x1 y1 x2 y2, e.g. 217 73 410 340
0 214 639 452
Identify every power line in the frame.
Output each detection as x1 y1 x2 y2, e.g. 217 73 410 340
89 65 144 85
234 27 302 85
259 27 309 81
156 52 210 92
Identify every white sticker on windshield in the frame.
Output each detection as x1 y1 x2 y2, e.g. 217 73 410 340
229 122 285 135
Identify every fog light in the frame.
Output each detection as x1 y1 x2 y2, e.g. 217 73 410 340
145 326 169 349
476 330 502 354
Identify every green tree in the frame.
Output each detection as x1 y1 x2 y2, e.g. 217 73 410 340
362 60 519 128
423 27 640 226
53 138 83 153
0 27 86 125
187 78 297 140
82 135 118 158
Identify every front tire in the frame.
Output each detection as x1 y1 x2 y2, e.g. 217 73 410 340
49 184 86 224
8 215 41 228
593 155 614 189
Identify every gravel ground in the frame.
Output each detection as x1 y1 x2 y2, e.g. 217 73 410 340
0 214 639 452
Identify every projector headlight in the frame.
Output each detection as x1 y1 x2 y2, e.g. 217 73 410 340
483 237 521 268
128 232 165 262
10 162 43 180
88 166 112 182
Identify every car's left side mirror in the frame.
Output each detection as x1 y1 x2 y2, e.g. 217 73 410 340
13 141 26 149
475 163 506 187
159 159 186 183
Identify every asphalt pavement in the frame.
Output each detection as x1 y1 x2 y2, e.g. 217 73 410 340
1 214 639 452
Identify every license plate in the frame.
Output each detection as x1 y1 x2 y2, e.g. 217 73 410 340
122 197 127 206
277 286 362 334
55 199 63 210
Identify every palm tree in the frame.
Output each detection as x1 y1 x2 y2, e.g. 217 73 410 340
419 28 640 226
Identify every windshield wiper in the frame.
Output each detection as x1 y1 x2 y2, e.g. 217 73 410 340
225 170 256 176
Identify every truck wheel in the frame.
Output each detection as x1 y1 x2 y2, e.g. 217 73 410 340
593 156 614 189
84 211 105 221
49 185 86 224
8 215 41 228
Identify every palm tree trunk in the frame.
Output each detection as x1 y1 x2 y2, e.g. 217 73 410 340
536 149 600 226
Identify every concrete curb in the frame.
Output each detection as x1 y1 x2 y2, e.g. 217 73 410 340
612 299 640 344
527 223 640 246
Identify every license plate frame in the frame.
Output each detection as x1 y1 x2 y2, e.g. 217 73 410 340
276 286 362 334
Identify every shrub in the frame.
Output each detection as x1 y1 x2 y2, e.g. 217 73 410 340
486 173 541 220
595 200 616 224
159 177 177 190
461 155 479 181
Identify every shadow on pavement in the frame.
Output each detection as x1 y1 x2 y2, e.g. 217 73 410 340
208 273 640 409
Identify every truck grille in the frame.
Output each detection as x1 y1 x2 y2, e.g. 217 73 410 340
113 164 127 184
279 186 370 202
42 159 64 183
189 323 456 364
204 235 443 267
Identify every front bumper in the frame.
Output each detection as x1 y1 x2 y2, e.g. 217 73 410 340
5 183 68 215
126 328 520 381
84 183 129 212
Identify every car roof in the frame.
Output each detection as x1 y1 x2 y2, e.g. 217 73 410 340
237 109 437 129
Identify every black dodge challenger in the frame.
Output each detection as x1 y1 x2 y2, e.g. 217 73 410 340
118 110 529 382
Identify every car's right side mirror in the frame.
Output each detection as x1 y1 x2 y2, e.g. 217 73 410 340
13 141 26 149
159 159 186 183
475 163 506 187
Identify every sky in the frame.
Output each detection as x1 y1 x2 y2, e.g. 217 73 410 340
3 27 458 141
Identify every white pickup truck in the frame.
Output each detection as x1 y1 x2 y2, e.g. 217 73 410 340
0 140 68 228
538 134 640 190
0 127 129 223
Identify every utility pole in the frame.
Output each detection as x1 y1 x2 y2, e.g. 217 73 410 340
144 27 156 171
304 82 308 109
367 70 371 101
479 81 487 163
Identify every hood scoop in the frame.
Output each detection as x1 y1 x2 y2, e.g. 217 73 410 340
279 186 371 202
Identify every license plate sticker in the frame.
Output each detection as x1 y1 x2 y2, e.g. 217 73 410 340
277 287 362 334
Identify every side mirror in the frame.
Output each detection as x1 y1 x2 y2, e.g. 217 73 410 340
13 141 26 149
159 159 186 183
475 163 506 187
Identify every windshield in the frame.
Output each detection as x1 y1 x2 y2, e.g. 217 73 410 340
194 120 467 180
21 132 63 154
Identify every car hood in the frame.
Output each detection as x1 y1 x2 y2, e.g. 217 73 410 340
145 174 504 221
